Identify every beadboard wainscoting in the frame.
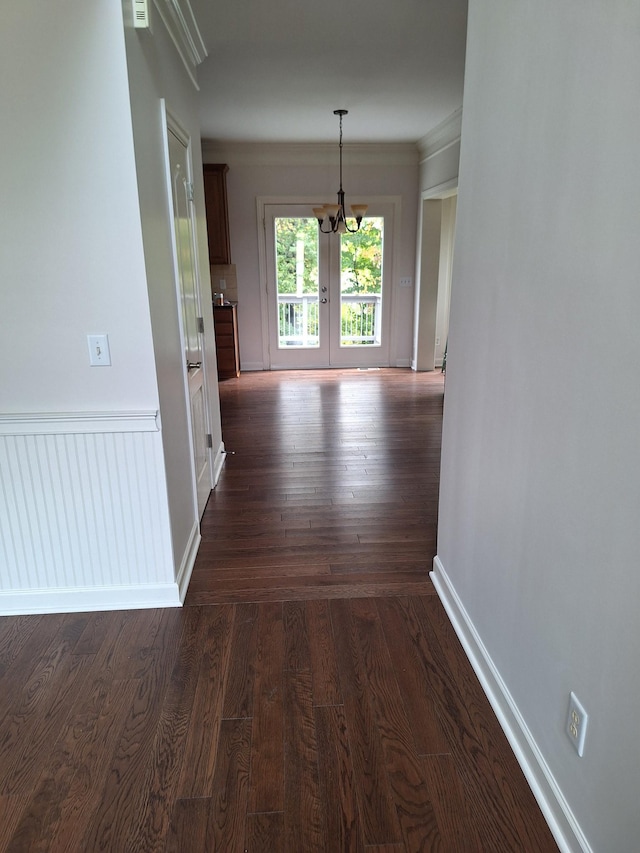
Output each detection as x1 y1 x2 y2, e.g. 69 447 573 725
0 411 181 615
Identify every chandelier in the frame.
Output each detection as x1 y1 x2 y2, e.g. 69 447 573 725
313 109 368 234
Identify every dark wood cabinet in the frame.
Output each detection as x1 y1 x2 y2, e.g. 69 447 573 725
203 164 231 265
213 303 240 379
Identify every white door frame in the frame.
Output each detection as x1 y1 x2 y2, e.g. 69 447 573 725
257 195 401 370
413 179 458 372
161 101 215 518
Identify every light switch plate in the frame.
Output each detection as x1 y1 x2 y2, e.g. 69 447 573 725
88 334 111 366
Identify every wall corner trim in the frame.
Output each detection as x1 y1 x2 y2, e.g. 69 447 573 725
430 556 593 853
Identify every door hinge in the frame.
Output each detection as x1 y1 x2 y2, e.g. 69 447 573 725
186 181 194 202
197 316 204 334
206 433 213 449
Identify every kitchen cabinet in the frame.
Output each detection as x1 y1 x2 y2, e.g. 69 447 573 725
213 303 240 379
203 164 231 265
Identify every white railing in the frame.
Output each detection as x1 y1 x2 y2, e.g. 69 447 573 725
278 293 382 347
340 293 382 346
278 295 319 347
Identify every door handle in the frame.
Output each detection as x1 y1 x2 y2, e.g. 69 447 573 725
320 298 328 304
321 286 327 292
187 361 202 370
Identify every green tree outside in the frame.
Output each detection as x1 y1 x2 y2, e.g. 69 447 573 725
341 218 383 345
274 216 384 346
275 218 319 295
340 217 383 294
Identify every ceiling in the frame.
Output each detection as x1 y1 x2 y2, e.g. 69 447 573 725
190 0 468 145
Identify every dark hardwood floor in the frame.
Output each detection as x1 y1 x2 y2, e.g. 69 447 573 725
0 369 558 851
189 368 441 604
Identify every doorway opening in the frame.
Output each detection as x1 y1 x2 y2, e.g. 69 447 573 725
413 192 457 372
262 202 395 369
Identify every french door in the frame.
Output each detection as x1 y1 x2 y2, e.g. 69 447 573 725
264 204 393 369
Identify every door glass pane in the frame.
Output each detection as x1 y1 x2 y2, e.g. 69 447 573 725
275 217 320 348
339 217 383 347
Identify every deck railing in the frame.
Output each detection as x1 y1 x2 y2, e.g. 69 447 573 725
278 293 382 347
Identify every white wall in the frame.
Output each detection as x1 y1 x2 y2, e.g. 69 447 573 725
122 1 223 584
0 1 157 413
435 1 640 850
202 144 419 370
0 2 178 612
0 1 221 612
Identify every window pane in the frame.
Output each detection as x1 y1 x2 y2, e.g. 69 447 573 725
275 218 320 348
339 217 383 347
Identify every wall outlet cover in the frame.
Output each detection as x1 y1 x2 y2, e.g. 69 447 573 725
566 691 588 757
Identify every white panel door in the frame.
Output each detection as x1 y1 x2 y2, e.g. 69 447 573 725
167 124 213 517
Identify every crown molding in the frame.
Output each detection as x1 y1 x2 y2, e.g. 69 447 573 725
417 107 463 163
152 0 207 89
201 141 420 168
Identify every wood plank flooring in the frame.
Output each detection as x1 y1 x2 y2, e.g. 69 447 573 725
188 368 442 604
0 369 559 851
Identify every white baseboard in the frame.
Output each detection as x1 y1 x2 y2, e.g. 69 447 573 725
175 520 201 603
212 441 226 485
430 556 592 853
0 582 181 616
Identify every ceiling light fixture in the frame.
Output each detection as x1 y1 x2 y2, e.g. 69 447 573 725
313 109 368 234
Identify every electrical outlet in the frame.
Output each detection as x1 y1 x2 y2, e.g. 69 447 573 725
219 279 227 290
435 336 441 347
566 691 588 756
